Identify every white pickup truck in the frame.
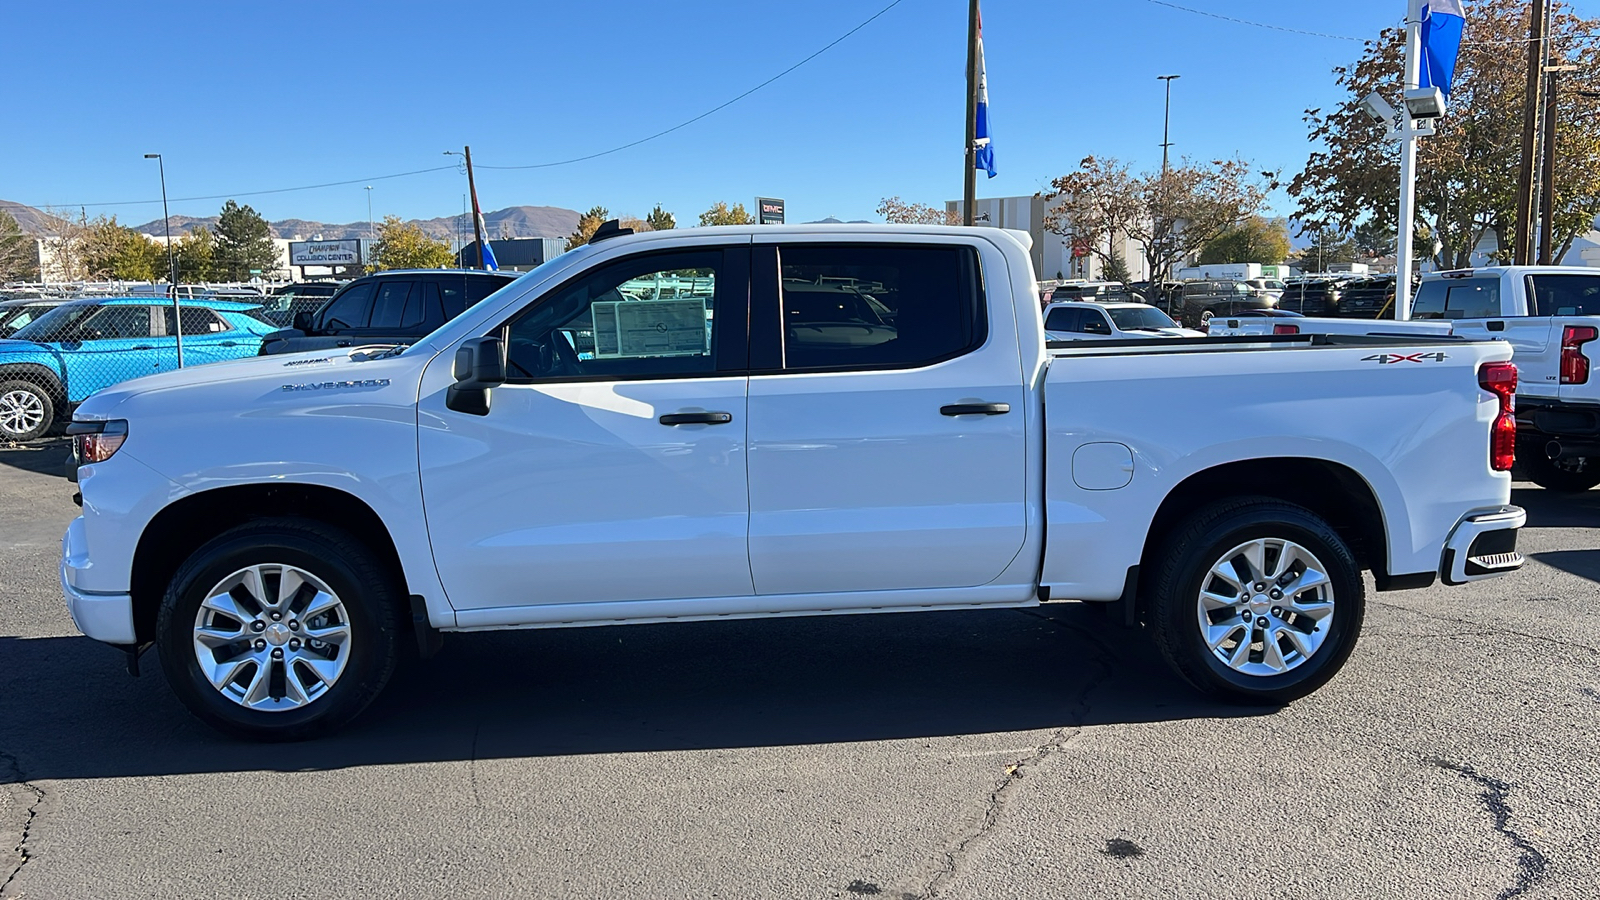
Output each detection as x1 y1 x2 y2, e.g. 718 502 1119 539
1412 267 1600 492
60 223 1526 740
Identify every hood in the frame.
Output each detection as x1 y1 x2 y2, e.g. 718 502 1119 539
72 347 428 420
0 338 50 353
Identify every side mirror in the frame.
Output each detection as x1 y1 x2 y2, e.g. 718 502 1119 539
446 336 505 415
292 311 313 332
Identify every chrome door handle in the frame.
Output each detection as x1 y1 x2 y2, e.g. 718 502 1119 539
659 412 733 426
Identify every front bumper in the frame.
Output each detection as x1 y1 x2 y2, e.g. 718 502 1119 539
61 516 136 645
1441 506 1526 586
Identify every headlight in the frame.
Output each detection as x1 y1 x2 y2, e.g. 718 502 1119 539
66 419 128 464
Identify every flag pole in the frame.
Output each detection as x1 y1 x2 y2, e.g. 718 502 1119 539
465 145 487 270
962 0 978 226
1396 0 1422 321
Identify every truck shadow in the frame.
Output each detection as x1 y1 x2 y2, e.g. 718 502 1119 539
0 605 1266 782
0 437 69 478
1513 484 1600 528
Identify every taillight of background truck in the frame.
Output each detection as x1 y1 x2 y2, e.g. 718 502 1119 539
1478 361 1517 471
1273 324 1300 335
1560 325 1597 384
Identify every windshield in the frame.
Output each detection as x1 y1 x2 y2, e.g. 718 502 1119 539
9 304 95 342
1107 306 1179 330
0 304 56 338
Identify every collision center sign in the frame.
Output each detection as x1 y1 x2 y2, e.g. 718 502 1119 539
289 240 365 266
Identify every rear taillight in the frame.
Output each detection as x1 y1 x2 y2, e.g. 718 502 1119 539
1560 325 1597 385
1273 324 1300 335
66 419 128 465
1478 362 1517 472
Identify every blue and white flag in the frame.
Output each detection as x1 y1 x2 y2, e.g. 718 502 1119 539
1420 0 1466 97
973 8 996 178
476 213 499 270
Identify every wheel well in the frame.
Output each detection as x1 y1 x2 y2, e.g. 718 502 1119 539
128 483 409 644
1141 458 1388 581
0 364 67 408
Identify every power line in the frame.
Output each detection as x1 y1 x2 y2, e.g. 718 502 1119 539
1142 0 1365 42
480 0 909 170
7 0 911 212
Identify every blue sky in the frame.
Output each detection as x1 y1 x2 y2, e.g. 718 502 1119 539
2 0 1585 227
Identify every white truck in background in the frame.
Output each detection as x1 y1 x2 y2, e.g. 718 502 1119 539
1412 267 1600 492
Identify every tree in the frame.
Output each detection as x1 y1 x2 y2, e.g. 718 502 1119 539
697 201 754 227
1289 228 1361 272
174 227 215 282
212 200 280 280
1199 216 1292 265
37 208 90 281
566 206 610 250
1289 0 1600 267
645 205 676 231
1101 251 1133 284
1042 156 1276 285
0 210 38 281
876 196 958 225
81 215 164 281
369 215 455 270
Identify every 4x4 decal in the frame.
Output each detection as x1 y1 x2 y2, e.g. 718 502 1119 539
1362 352 1449 364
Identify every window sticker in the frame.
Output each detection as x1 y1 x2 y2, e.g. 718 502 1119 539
591 298 709 358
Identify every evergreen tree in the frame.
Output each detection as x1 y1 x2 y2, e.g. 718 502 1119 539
566 206 610 250
645 204 676 231
212 200 279 280
0 210 38 281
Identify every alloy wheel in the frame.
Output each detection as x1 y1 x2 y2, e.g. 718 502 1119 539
1195 537 1335 677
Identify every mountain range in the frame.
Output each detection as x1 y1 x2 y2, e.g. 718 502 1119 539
1 200 581 243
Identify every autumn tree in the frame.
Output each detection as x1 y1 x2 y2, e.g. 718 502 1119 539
37 208 90 281
1289 0 1600 267
697 201 754 227
81 215 164 280
369 215 454 270
566 205 610 250
1199 216 1292 264
645 205 676 231
0 210 38 281
174 227 215 282
1042 156 1275 284
213 200 280 279
876 196 958 225
1288 228 1361 272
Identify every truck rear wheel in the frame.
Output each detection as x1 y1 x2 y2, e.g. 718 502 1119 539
1519 446 1600 493
155 518 403 741
1147 498 1364 705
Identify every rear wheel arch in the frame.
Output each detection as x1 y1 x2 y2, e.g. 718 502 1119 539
129 483 411 645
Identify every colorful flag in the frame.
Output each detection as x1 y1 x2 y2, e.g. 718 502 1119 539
1420 0 1466 97
974 8 996 178
477 213 499 271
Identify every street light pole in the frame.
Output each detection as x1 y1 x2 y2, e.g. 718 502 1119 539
144 153 183 367
364 185 375 271
1158 74 1180 175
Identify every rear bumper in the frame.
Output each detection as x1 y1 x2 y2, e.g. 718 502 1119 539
61 517 136 645
1440 506 1526 586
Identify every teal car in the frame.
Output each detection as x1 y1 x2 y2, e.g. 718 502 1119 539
0 297 275 440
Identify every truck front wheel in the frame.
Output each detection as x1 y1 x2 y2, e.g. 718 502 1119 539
1518 446 1600 493
1147 498 1365 705
155 518 404 741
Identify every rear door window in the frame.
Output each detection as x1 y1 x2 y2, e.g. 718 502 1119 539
768 244 984 371
1527 274 1600 316
1443 281 1500 319
1043 306 1080 332
366 281 416 331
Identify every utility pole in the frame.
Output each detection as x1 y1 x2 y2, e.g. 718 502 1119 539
144 153 183 367
464 145 487 270
1158 75 1180 175
1395 0 1423 321
1539 63 1578 265
961 0 979 226
1515 0 1550 265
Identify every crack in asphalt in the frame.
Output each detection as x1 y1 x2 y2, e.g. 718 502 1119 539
1430 758 1548 900
914 612 1116 899
0 748 43 898
1372 601 1599 657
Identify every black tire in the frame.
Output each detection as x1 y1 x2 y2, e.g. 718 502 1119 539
0 379 54 441
156 517 403 741
1518 444 1600 493
1147 497 1365 705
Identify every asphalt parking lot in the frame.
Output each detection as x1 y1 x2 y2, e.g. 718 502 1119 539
0 438 1596 900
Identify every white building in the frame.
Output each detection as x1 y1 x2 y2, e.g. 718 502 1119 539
946 195 1149 283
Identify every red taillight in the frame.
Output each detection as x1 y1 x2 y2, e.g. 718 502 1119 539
1560 325 1597 385
1273 324 1300 335
1478 361 1517 471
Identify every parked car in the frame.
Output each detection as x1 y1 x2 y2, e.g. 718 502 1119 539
60 222 1524 740
259 269 518 355
257 281 344 328
0 297 274 440
1278 277 1349 316
1413 266 1600 491
1176 280 1279 327
1333 276 1413 319
1242 278 1287 302
1044 301 1204 340
0 298 68 339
